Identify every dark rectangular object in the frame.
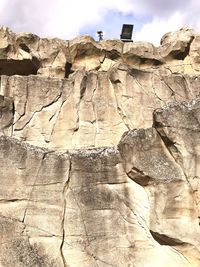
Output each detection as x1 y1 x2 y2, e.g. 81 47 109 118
120 24 133 42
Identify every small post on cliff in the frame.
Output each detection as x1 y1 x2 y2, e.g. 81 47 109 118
97 30 103 41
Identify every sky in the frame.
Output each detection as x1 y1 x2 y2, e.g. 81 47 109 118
0 0 199 46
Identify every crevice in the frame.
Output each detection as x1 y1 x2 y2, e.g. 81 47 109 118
154 125 184 166
48 99 67 143
151 73 167 106
100 52 106 64
155 130 176 148
134 75 151 98
91 72 99 146
127 167 152 186
106 50 120 61
22 153 46 224
117 107 131 130
182 75 194 99
21 222 63 239
65 41 74 79
113 188 152 239
48 81 69 143
49 112 56 122
150 231 193 266
169 247 193 266
51 50 60 67
155 126 186 174
0 58 40 76
154 74 178 101
64 62 74 78
14 84 63 132
80 75 87 100
154 123 200 216
150 230 185 246
19 43 30 53
72 74 88 144
69 182 90 247
13 77 28 125
140 57 163 66
154 73 192 101
109 76 131 130
0 198 29 203
60 156 72 267
25 181 63 187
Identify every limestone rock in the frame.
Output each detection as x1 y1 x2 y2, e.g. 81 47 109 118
118 100 200 266
154 98 200 216
159 27 195 58
1 67 200 149
0 95 13 135
69 35 104 71
0 135 70 267
1 26 200 267
158 28 198 74
1 26 200 78
123 41 163 68
1 97 200 266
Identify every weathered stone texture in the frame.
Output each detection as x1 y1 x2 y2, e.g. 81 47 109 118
1 27 200 267
1 69 200 150
0 95 13 135
0 135 70 267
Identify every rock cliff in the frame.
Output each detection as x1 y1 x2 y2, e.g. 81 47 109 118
1 26 200 267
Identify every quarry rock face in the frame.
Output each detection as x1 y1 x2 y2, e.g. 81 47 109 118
1 26 200 267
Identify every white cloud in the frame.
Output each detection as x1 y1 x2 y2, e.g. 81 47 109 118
0 0 199 44
134 12 185 46
134 0 200 45
126 0 188 17
0 0 135 38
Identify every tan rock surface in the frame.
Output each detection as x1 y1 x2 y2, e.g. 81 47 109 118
1 27 200 266
1 67 200 149
0 26 200 78
0 95 13 135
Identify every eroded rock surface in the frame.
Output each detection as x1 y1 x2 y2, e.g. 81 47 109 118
0 26 200 149
1 69 200 150
1 27 200 267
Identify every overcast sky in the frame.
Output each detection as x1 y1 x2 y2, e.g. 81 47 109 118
0 0 199 46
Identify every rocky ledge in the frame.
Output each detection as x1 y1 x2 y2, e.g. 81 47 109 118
1 27 200 267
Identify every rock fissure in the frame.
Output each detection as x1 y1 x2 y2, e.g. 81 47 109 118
22 152 46 224
109 76 131 131
69 185 90 246
168 247 193 266
155 127 197 190
14 77 29 125
14 88 63 132
60 157 71 267
91 72 99 144
47 80 73 144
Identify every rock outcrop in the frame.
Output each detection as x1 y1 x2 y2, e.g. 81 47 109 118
1 26 200 267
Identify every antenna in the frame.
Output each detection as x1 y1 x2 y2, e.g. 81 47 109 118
97 30 103 41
